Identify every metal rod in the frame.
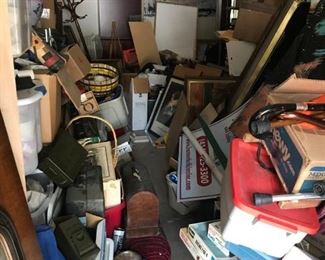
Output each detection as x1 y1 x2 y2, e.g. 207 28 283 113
253 192 325 206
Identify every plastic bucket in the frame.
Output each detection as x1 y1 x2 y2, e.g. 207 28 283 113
17 84 46 174
96 85 128 129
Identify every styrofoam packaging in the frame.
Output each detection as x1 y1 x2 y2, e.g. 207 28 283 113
220 139 319 258
8 0 31 57
96 86 128 129
17 84 46 174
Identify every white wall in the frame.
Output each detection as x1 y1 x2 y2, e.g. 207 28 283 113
62 0 99 36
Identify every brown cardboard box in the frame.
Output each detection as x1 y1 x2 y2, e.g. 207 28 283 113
42 0 56 10
61 44 91 82
237 0 284 13
233 8 272 43
262 75 325 193
35 73 61 144
173 64 222 79
40 9 56 29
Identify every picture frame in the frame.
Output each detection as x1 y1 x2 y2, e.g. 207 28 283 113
186 79 236 112
150 78 185 137
229 0 305 111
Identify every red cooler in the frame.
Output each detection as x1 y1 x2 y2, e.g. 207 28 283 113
220 139 319 258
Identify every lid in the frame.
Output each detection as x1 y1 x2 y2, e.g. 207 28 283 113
230 139 319 234
17 81 46 106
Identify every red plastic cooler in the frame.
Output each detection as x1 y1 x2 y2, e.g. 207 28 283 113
220 139 319 258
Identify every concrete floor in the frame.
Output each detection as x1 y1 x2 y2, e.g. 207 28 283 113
132 142 216 259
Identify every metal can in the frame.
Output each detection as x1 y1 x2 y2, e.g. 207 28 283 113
113 228 125 253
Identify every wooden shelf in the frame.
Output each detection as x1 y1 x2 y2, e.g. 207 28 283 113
0 0 26 194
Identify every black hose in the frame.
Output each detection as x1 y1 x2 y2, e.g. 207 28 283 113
249 103 325 139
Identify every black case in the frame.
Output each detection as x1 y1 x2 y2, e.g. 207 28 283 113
39 131 88 187
55 216 100 260
65 165 105 217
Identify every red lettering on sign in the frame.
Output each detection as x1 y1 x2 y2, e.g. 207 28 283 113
196 136 212 186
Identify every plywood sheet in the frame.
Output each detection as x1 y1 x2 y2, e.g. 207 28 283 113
129 21 161 68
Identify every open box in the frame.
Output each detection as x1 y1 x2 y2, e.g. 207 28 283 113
263 75 325 193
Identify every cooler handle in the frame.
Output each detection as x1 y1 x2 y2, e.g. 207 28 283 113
256 214 298 234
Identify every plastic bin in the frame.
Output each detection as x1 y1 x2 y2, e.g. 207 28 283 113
17 84 45 175
220 139 320 258
96 85 128 129
166 172 199 215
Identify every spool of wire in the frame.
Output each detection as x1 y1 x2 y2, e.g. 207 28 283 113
79 63 119 97
313 181 325 196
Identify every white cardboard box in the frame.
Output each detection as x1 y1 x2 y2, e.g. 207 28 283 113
130 78 149 131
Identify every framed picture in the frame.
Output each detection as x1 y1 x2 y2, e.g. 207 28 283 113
229 0 305 111
150 78 185 137
186 79 236 112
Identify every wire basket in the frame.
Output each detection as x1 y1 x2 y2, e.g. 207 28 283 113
79 63 119 97
65 115 118 168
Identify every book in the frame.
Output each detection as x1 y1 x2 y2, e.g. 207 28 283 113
188 221 235 260
179 227 201 259
207 221 230 256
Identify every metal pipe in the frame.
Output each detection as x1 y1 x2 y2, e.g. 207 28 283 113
253 192 325 206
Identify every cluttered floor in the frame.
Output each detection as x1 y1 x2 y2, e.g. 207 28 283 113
132 142 215 259
3 0 325 259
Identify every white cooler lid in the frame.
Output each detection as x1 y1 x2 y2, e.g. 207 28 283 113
17 82 46 106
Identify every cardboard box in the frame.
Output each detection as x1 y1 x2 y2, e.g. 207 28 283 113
173 64 222 79
188 221 229 260
263 75 325 193
35 73 61 144
226 40 256 76
61 44 91 82
130 78 150 131
237 0 284 13
40 9 56 29
42 0 56 10
233 8 273 43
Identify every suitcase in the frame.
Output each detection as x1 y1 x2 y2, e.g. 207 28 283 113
120 161 160 239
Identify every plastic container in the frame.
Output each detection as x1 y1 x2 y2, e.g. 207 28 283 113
8 0 31 57
17 84 45 175
225 242 279 260
96 85 128 129
104 238 114 260
166 173 199 215
220 139 320 258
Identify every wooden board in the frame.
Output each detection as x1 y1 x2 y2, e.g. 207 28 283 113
0 0 26 192
129 21 161 68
